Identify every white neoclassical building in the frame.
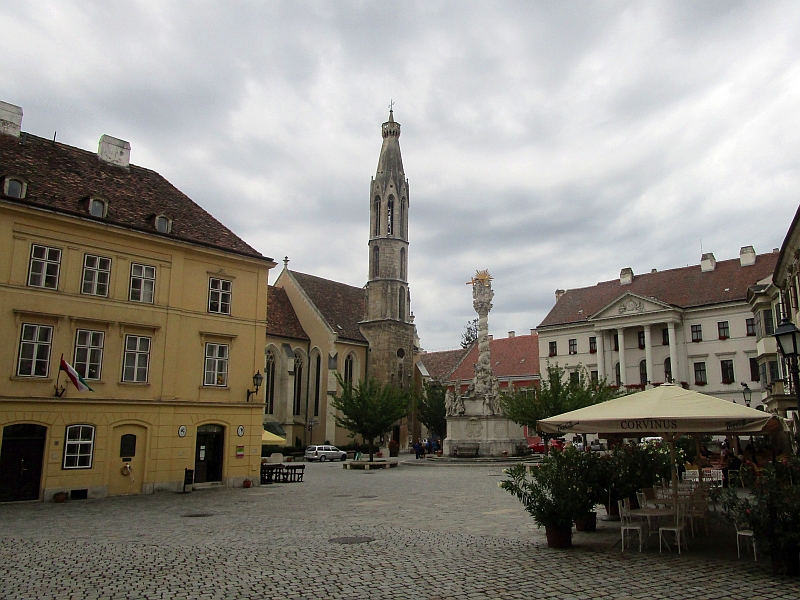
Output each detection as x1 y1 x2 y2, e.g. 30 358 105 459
537 247 778 405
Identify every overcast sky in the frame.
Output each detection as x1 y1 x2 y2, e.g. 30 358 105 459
3 1 799 350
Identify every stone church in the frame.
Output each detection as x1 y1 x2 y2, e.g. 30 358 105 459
265 110 418 448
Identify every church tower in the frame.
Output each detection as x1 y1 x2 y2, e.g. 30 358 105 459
359 108 415 388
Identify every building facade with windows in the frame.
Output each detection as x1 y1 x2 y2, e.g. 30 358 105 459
0 101 276 502
536 247 778 405
261 110 418 450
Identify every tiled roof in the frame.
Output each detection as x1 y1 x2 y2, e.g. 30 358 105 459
266 286 309 341
289 270 367 343
539 253 779 328
448 334 540 382
417 347 470 380
0 132 270 261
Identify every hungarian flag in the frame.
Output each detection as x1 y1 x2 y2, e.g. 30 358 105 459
60 356 93 392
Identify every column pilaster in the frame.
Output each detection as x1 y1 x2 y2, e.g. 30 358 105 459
644 324 653 388
668 322 678 384
617 327 626 386
596 331 605 380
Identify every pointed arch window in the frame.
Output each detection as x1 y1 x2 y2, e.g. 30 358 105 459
639 360 648 386
372 245 380 278
265 350 276 414
399 286 406 321
344 354 354 387
387 197 394 236
664 357 672 383
373 197 381 236
399 198 405 238
313 353 321 417
400 248 406 280
292 355 303 416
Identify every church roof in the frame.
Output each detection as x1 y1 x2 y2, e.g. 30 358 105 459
0 131 269 261
417 347 471 381
289 270 368 344
539 253 779 328
266 286 309 341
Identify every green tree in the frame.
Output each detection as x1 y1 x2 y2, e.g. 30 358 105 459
461 318 478 349
330 373 411 461
417 381 448 441
497 363 617 443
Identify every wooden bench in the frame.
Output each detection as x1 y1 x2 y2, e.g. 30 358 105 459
260 463 284 484
453 444 480 458
283 464 305 483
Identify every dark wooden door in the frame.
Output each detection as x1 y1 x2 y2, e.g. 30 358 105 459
194 425 224 483
0 424 47 502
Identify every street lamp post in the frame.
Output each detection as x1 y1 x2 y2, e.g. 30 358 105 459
740 382 752 408
773 316 800 416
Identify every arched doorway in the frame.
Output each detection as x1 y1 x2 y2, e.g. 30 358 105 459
0 424 47 502
107 424 147 496
195 424 224 483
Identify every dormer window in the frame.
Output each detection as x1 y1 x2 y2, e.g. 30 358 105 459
154 215 172 234
3 177 26 199
88 198 107 218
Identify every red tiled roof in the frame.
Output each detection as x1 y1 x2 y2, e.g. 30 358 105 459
448 334 540 382
266 286 309 341
289 270 367 344
418 347 470 380
539 253 779 328
0 132 270 261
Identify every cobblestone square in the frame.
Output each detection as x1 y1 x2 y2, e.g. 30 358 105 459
2 461 799 600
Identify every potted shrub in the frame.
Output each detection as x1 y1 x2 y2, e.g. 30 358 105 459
500 449 588 548
723 456 800 576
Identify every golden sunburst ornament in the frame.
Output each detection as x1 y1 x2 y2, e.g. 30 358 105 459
467 269 493 286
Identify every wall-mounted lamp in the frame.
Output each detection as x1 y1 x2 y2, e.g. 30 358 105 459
740 382 752 407
246 370 264 402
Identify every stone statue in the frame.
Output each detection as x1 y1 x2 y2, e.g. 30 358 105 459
467 270 498 416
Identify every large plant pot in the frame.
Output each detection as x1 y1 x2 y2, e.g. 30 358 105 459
544 525 573 548
574 512 597 532
603 502 620 520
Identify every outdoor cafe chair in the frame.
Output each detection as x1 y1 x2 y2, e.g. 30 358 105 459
735 521 757 561
659 502 688 554
710 469 723 484
618 499 644 553
683 469 700 484
728 469 743 488
636 491 649 509
686 488 709 537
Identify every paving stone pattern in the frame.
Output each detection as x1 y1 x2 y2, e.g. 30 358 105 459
2 461 799 599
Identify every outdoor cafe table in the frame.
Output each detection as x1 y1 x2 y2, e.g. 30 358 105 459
629 507 675 536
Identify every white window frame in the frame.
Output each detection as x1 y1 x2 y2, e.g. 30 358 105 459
81 254 111 297
122 335 151 383
63 424 95 469
3 176 27 198
17 323 54 377
155 215 172 234
208 278 232 314
74 329 104 380
204 343 229 386
88 198 107 218
129 263 156 303
28 244 61 289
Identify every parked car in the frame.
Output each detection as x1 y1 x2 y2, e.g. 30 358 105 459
528 439 565 453
304 445 347 462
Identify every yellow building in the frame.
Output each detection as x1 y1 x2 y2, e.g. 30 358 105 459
0 101 276 501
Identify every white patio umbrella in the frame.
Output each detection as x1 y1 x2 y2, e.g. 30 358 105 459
538 384 785 499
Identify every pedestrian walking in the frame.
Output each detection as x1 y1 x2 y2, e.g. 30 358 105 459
354 441 362 461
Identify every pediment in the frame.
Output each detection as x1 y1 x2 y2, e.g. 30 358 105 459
589 292 674 321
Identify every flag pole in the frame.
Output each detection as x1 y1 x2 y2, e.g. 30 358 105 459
55 354 66 397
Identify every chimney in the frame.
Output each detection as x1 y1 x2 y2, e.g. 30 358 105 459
555 289 565 302
0 101 23 137
620 268 633 285
700 252 716 272
98 134 131 167
740 246 756 267
530 329 536 336
508 331 515 338
651 268 657 273
487 335 493 341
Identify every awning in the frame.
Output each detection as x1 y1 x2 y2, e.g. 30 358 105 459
538 384 784 436
261 430 287 445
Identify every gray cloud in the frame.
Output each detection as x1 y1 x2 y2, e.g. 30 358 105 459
2 0 798 350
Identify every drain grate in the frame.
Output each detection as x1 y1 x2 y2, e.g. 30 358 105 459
182 513 214 518
332 494 352 497
358 495 378 499
329 536 375 545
